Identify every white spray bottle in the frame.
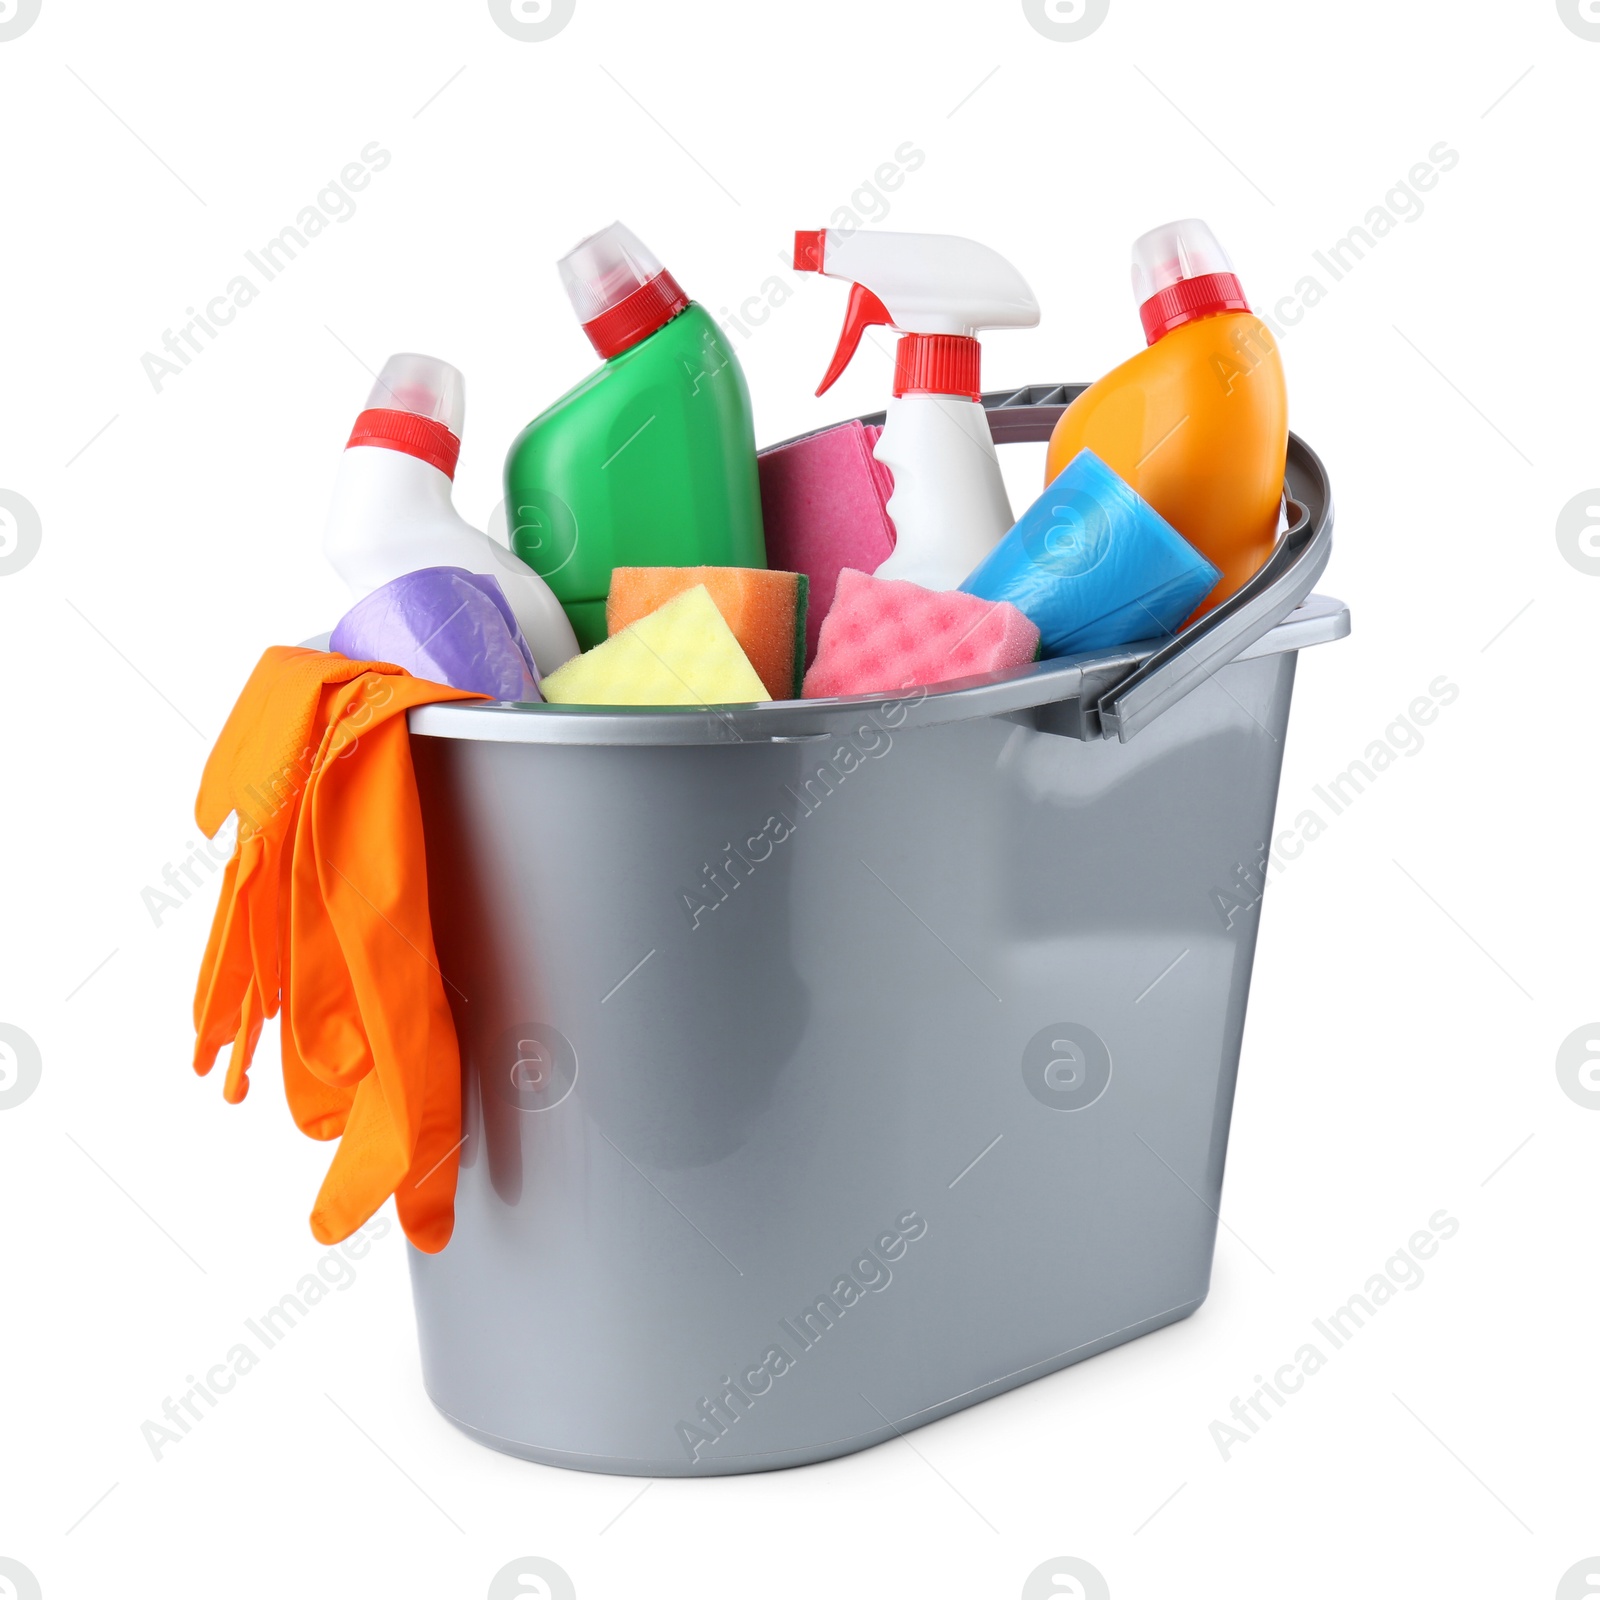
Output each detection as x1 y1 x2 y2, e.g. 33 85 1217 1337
794 229 1040 590
323 353 580 675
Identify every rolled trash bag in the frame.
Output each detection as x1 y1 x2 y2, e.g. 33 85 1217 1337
960 448 1221 657
330 566 542 701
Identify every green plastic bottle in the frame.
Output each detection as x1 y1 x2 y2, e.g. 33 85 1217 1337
505 222 766 649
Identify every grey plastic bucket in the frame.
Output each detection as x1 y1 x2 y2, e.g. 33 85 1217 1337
403 387 1348 1476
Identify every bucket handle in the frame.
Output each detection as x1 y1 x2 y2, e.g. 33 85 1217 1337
975 385 1335 742
1095 487 1330 739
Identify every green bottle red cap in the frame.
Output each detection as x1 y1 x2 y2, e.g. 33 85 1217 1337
560 221 689 359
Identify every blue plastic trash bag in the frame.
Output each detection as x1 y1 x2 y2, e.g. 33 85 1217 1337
960 449 1221 657
330 567 542 701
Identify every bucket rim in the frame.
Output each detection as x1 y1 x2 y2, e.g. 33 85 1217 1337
407 387 1347 747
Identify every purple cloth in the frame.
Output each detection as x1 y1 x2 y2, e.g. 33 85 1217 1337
331 567 542 702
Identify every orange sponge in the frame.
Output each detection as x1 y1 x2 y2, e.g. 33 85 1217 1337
606 567 809 700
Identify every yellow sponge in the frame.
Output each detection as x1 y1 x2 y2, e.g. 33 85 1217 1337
541 585 772 707
608 567 808 699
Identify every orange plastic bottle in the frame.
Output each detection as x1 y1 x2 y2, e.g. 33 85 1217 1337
1045 219 1286 615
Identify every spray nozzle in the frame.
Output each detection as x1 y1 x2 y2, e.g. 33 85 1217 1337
794 227 1039 400
795 232 894 394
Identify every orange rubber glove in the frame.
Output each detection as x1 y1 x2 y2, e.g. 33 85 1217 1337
193 646 484 1251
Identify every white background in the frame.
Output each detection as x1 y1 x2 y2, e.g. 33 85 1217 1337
1 1 1595 1596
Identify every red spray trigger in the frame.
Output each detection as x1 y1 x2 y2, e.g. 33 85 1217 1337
814 282 894 396
792 228 896 395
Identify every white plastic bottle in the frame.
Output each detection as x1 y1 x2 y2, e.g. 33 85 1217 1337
323 353 579 675
793 229 1040 590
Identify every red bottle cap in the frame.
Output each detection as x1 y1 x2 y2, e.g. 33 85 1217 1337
346 354 465 478
1138 271 1250 344
560 222 689 360
346 409 461 479
893 333 981 401
579 269 689 359
1131 219 1251 344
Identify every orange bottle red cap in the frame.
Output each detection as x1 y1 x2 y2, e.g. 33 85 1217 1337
1138 270 1250 344
1132 219 1251 344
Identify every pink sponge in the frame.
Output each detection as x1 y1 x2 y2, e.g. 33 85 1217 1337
802 568 1040 699
758 421 896 667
